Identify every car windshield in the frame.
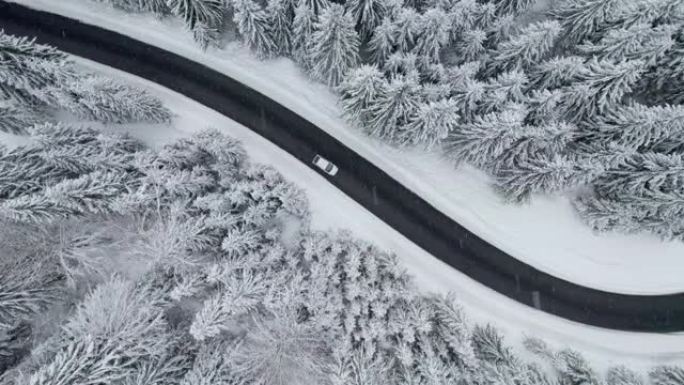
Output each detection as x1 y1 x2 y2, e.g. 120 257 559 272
325 164 333 172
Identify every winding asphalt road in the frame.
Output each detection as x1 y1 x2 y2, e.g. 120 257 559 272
1 1 683 332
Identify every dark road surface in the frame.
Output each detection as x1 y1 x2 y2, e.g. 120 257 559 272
2 1 683 332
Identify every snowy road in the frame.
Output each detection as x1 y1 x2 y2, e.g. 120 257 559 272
1 0 683 332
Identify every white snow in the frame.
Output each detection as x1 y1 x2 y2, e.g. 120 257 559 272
63 57 684 370
13 0 684 296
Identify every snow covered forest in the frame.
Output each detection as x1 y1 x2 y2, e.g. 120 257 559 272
0 122 680 385
0 26 683 385
90 0 684 241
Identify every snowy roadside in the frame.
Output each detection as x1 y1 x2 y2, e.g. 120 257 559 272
67 57 684 371
12 0 684 296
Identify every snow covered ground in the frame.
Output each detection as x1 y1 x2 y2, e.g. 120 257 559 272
63 57 684 371
13 0 684 296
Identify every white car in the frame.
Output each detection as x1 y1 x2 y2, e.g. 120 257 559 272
312 154 339 176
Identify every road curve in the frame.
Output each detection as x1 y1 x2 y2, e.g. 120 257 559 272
1 1 683 332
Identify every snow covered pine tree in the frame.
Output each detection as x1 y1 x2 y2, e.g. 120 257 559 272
0 31 171 133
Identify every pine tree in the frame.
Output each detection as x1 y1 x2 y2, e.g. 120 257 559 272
0 31 67 82
192 21 222 50
473 348 555 385
190 270 268 341
98 0 147 12
577 24 676 65
607 366 643 385
473 2 497 29
486 21 561 75
50 170 131 217
368 19 396 65
123 353 191 385
426 295 476 367
300 231 410 347
0 322 32 373
526 88 564 125
231 163 309 221
448 0 481 35
423 60 448 83
28 338 115 385
398 98 459 149
0 31 171 125
383 51 418 76
221 227 262 255
551 0 630 45
529 56 586 90
394 8 421 52
227 312 328 385
327 342 391 385
492 0 535 16
597 153 684 202
300 0 330 15
485 13 516 46
574 153 684 240
422 81 451 102
492 120 576 169
266 0 294 55
495 152 599 202
166 0 225 30
0 170 131 223
554 350 602 385
0 261 59 329
98 0 171 14
0 123 140 200
210 166 308 230
180 341 242 385
0 103 41 134
445 105 526 169
471 324 516 365
480 70 528 113
649 33 684 104
233 0 277 58
603 0 683 29
413 8 451 63
365 74 421 140
525 342 601 385
457 29 487 63
146 0 172 14
338 65 388 126
559 59 645 122
451 77 485 121
65 76 172 124
445 62 483 120
345 0 386 38
657 0 684 24
0 31 70 107
292 1 317 68
590 103 684 152
132 206 216 267
650 366 684 385
28 277 176 385
309 4 360 86
131 129 249 212
382 0 403 18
